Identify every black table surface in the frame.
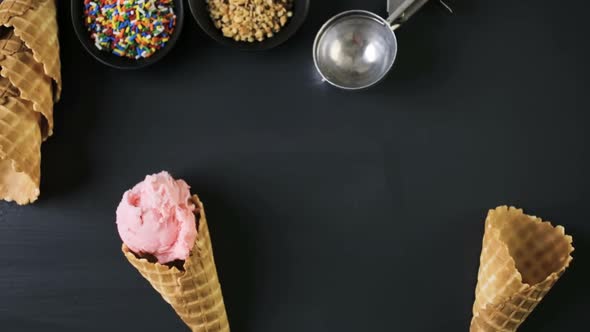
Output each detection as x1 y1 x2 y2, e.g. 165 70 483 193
1 0 589 331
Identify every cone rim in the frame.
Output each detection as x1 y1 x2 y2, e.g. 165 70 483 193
487 206 574 289
0 159 39 204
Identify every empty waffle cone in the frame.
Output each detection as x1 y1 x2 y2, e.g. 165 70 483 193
0 0 61 100
0 27 53 137
123 195 230 332
0 76 41 204
470 206 574 332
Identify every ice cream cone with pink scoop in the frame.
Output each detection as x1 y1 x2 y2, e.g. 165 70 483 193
117 171 230 332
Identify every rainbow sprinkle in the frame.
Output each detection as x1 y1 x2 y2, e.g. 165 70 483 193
84 0 176 59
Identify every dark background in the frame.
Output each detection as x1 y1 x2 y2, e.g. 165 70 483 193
1 0 589 331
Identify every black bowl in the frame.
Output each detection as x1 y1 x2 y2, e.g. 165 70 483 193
188 0 309 51
71 0 184 69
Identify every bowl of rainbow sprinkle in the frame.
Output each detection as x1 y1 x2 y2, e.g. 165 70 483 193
72 0 184 69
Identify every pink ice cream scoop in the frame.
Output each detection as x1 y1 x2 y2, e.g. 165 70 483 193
116 171 198 264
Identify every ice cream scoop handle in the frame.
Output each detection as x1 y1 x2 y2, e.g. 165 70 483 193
386 0 429 29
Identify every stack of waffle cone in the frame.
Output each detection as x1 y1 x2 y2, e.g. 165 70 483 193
0 0 60 204
470 206 574 332
123 195 230 332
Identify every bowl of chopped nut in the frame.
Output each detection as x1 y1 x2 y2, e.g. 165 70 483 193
189 0 309 50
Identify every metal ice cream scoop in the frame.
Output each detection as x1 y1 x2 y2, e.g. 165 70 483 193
313 0 429 90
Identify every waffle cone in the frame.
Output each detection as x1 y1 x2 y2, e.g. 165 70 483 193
122 195 230 332
470 206 574 332
0 27 53 137
0 0 61 100
0 76 41 204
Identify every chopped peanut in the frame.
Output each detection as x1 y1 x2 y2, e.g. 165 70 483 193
206 0 294 42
